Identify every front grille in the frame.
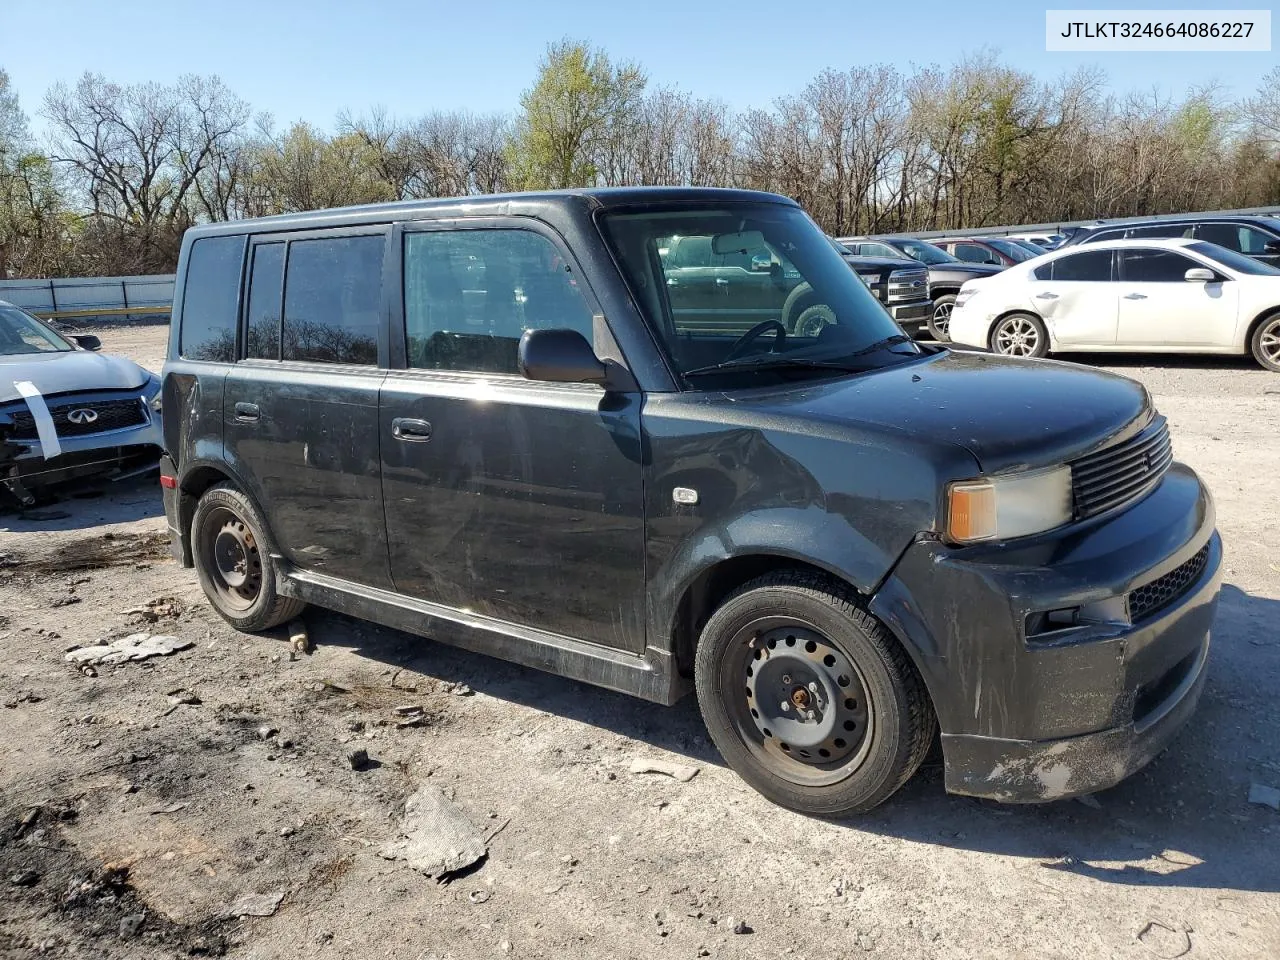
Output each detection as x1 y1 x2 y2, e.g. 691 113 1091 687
9 398 148 441
1127 544 1210 623
1069 417 1173 519
886 268 929 304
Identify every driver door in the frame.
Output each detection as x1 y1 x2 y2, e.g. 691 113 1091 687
1116 247 1238 346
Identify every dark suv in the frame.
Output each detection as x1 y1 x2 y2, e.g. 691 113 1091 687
1060 216 1280 267
838 237 1003 341
161 187 1221 816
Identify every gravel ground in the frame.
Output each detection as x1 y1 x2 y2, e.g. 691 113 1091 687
1 325 1277 960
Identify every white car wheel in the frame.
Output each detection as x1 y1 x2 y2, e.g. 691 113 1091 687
990 313 1048 359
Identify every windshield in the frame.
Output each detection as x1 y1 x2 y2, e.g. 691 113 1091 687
888 239 957 265
602 204 921 385
1189 241 1280 276
1007 238 1046 255
0 305 73 355
985 238 1035 262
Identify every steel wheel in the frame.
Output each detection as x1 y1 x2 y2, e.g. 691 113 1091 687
1255 315 1280 371
991 314 1046 357
198 506 263 612
720 616 873 787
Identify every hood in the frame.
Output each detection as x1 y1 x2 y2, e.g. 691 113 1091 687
932 262 1003 279
0 350 152 404
730 350 1150 474
839 254 921 270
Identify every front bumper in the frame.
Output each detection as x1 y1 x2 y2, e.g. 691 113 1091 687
888 299 934 332
870 462 1221 802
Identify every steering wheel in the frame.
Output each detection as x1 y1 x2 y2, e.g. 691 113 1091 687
725 319 787 362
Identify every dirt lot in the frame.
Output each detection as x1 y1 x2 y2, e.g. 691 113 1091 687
2 325 1278 960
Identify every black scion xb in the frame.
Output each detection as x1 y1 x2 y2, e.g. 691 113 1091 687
161 188 1221 815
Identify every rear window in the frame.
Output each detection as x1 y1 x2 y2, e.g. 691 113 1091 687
179 235 245 362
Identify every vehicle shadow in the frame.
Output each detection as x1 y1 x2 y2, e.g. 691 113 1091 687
0 475 163 532
322 580 1279 894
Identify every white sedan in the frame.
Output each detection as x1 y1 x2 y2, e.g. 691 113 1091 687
949 237 1280 371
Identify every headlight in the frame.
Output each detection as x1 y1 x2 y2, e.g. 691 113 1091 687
144 376 163 413
953 288 978 308
945 465 1072 543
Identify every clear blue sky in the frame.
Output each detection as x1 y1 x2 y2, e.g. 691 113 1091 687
1 0 1273 131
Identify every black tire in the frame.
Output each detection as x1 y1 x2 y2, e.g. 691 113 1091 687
694 571 936 816
988 311 1048 358
928 294 956 343
794 303 836 337
191 484 306 631
1250 312 1280 372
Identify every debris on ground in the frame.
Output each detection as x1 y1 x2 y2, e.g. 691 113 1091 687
1248 782 1280 811
118 913 146 939
13 807 40 839
121 597 182 622
347 748 370 771
288 619 310 653
379 785 488 881
3 690 43 709
441 681 474 697
1136 920 1192 958
724 915 751 935
9 869 39 887
629 757 700 783
226 889 285 918
64 633 193 666
8 531 169 575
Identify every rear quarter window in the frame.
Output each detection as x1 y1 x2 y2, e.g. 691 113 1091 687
179 235 246 362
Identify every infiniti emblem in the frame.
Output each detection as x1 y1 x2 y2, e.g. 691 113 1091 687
66 408 99 425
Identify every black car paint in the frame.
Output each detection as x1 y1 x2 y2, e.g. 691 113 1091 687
1061 216 1280 267
871 238 1004 298
830 252 934 332
161 186 1220 803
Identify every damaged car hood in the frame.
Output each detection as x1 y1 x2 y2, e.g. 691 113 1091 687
736 350 1151 474
0 350 151 404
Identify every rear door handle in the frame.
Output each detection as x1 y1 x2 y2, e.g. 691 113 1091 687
234 402 260 422
1123 292 1148 300
392 417 432 442
715 277 729 286
1034 292 1058 300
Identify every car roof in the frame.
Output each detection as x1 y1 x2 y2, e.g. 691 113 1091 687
184 187 797 238
1056 237 1201 250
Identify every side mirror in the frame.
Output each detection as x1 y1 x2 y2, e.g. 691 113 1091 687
1184 267 1217 282
71 334 102 351
1263 239 1280 254
750 253 772 272
518 329 607 385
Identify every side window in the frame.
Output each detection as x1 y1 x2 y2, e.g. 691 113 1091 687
282 235 384 365
1080 229 1122 244
1050 250 1114 282
1121 248 1196 283
953 243 991 263
179 235 244 362
1126 223 1193 240
245 242 284 360
668 236 712 269
1204 224 1279 255
403 229 594 375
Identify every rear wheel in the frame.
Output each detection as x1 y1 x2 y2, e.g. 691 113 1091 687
694 571 935 816
928 294 955 342
795 303 836 337
1251 312 1280 372
191 484 306 631
989 312 1048 358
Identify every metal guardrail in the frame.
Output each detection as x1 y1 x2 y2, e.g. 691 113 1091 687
0 274 175 322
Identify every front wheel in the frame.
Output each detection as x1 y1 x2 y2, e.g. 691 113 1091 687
1251 312 1280 372
694 572 936 816
928 294 955 342
989 312 1048 358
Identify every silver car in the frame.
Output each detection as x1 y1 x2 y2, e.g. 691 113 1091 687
0 300 162 504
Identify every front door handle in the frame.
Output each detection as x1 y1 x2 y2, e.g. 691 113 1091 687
392 417 433 442
1123 292 1148 300
715 277 729 286
234 402 260 422
1034 292 1058 300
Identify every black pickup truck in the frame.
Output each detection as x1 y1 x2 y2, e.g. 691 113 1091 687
660 234 933 339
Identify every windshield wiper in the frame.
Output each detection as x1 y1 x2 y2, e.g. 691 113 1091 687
682 356 870 378
842 333 917 358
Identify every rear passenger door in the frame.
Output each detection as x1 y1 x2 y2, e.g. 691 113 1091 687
1026 249 1118 346
379 221 647 653
223 227 393 589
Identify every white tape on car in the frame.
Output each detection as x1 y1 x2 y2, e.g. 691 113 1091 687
12 380 62 459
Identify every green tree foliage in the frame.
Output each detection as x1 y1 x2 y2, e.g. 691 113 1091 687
509 40 647 189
